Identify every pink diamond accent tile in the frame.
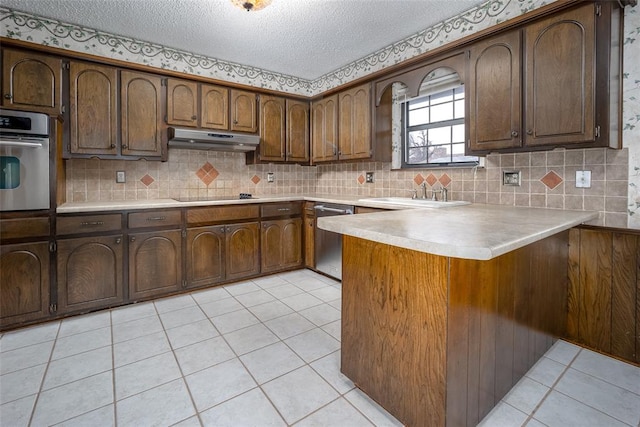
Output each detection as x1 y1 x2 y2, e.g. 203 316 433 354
357 174 366 185
425 173 438 186
251 175 261 184
413 174 424 185
439 173 452 187
541 170 563 190
196 163 219 186
140 174 154 187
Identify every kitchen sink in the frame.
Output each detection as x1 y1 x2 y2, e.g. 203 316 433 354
360 197 470 208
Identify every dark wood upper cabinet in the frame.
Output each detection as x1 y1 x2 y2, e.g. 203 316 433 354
230 89 258 133
311 94 339 163
1 48 62 115
259 95 287 162
338 83 372 160
468 31 522 152
166 78 198 127
120 70 165 158
286 99 310 163
201 84 229 130
468 2 620 154
69 61 118 155
524 3 595 148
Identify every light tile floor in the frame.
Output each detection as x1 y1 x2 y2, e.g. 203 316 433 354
0 269 638 426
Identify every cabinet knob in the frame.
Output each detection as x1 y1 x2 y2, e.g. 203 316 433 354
122 144 128 149
110 144 116 148
511 130 519 137
191 115 197 120
526 129 533 135
115 238 121 244
233 120 238 124
4 94 12 99
130 236 136 242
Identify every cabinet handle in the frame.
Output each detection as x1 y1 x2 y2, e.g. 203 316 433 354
130 236 136 242
80 221 104 227
4 94 12 99
115 237 121 244
526 129 533 135
191 115 197 120
146 216 166 222
277 208 290 212
511 130 519 137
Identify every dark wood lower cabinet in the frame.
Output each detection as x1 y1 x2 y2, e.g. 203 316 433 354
568 227 640 365
56 235 124 313
186 225 226 289
0 241 51 327
128 229 182 300
341 232 569 427
261 218 303 273
226 222 260 281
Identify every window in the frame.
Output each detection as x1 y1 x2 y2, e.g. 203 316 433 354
401 84 479 167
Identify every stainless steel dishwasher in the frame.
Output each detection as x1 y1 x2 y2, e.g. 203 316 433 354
314 203 354 280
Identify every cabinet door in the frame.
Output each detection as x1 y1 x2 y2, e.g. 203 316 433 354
286 99 310 162
468 31 522 152
303 215 315 269
186 225 225 289
261 218 302 274
57 235 124 313
166 78 198 127
259 95 286 162
311 95 338 162
524 3 595 147
121 70 165 157
70 61 118 155
0 241 50 328
128 229 182 300
226 222 260 281
2 48 62 115
338 83 372 160
201 84 229 130
230 89 257 133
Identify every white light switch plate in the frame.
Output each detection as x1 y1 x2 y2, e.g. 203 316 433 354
576 170 591 188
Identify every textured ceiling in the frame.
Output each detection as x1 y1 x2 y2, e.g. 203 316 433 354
2 0 484 80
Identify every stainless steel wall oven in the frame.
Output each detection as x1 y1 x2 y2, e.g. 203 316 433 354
0 109 50 211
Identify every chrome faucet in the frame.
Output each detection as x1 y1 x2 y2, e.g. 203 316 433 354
420 182 428 199
441 187 448 202
431 188 441 201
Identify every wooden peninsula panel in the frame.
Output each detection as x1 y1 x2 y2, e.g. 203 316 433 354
341 231 570 427
567 227 639 365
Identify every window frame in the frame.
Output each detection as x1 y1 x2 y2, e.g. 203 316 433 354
400 84 478 169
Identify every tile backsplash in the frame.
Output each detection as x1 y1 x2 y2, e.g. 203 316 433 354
66 147 629 228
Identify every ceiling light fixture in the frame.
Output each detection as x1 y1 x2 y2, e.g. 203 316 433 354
231 0 271 12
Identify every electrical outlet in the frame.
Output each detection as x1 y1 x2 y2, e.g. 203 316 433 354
576 170 592 188
502 170 521 186
365 172 374 183
267 172 274 183
116 171 126 183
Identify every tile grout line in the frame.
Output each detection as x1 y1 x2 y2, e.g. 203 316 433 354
26 320 61 427
110 309 118 427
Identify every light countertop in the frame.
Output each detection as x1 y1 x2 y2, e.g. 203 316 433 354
317 204 598 260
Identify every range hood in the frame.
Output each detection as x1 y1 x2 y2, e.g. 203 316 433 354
168 127 259 152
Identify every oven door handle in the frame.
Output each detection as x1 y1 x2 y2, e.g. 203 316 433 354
0 139 44 148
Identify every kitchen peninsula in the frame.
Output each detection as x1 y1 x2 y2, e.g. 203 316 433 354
317 205 598 427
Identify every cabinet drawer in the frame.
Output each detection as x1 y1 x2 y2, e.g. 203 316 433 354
187 205 259 225
261 202 302 218
128 209 182 229
0 217 50 240
57 214 122 235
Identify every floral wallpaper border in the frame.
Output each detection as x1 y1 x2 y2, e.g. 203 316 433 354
0 0 550 97
1 0 638 227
